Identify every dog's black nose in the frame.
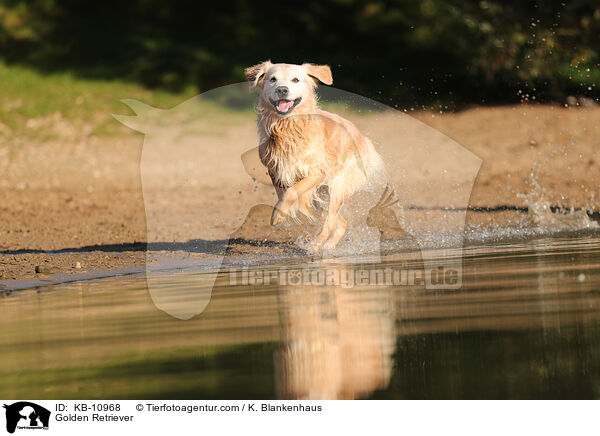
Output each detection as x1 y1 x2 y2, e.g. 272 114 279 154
276 86 289 98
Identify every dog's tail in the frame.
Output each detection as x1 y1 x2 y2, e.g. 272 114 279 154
366 145 386 183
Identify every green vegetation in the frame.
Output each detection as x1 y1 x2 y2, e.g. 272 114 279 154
0 61 198 139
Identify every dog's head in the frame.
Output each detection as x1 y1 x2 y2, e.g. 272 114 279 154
245 61 332 117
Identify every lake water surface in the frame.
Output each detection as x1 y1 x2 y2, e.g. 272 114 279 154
2 236 600 399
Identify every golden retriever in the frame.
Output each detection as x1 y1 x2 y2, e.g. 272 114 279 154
245 61 385 252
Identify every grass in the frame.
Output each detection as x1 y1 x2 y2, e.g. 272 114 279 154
0 62 201 140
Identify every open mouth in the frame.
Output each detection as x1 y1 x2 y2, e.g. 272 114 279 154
269 97 302 115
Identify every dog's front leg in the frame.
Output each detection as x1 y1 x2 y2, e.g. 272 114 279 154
268 168 286 200
271 174 324 226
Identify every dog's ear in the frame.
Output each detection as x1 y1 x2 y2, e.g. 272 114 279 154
245 61 272 90
302 64 333 86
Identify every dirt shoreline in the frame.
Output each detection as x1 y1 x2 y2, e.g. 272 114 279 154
1 105 599 282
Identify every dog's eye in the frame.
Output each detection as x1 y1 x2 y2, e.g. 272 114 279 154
291 78 299 83
270 77 277 83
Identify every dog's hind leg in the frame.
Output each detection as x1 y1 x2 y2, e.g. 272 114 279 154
271 174 325 226
294 184 322 221
322 215 347 250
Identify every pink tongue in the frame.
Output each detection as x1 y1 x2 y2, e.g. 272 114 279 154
278 100 294 112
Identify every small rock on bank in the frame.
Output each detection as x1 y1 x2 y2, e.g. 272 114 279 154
35 265 54 274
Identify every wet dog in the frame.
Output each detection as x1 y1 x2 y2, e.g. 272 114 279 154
245 61 384 252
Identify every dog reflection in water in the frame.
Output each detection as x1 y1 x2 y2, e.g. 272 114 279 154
270 189 425 399
274 264 396 400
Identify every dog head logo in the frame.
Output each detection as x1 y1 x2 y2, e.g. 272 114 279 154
3 402 50 434
115 78 481 320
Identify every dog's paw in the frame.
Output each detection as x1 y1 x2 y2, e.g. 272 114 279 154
270 206 287 226
306 239 323 254
322 240 338 251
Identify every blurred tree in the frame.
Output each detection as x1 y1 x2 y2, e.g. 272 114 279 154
0 0 598 107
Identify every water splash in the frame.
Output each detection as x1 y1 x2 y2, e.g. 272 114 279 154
517 161 598 230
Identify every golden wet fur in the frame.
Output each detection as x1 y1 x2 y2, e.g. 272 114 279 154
245 61 384 252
